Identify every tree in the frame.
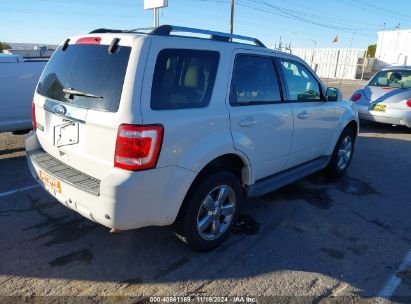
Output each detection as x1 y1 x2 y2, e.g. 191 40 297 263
367 44 377 58
0 42 11 52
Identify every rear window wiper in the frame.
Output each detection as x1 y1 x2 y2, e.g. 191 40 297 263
63 88 103 100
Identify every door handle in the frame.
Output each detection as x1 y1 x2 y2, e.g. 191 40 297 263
297 111 310 120
239 118 258 127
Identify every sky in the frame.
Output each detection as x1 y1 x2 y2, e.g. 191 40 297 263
1 0 411 49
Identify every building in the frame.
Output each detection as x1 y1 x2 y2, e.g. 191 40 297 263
3 47 54 59
290 48 367 80
375 29 411 68
2 43 57 59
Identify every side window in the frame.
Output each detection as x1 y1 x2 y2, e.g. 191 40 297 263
280 59 322 102
151 49 220 110
230 55 281 106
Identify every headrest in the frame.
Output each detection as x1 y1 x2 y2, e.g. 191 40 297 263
377 77 388 86
403 79 411 88
184 66 199 88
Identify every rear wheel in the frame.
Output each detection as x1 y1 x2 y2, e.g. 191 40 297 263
325 128 355 178
173 171 242 251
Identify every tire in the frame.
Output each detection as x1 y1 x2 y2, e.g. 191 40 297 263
325 127 356 178
173 170 243 251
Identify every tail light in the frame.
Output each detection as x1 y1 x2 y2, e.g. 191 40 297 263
32 101 36 130
407 99 411 108
114 124 164 171
350 93 361 102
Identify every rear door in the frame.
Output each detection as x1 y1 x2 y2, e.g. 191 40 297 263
33 35 143 179
228 52 293 181
277 58 336 167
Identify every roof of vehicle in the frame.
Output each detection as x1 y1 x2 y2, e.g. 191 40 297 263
381 66 411 71
0 53 24 63
90 25 266 47
83 24 302 61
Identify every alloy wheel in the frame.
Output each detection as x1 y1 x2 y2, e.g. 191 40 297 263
196 185 236 241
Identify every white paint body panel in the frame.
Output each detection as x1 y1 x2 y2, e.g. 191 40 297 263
26 32 358 230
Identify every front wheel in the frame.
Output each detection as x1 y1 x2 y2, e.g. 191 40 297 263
325 128 356 178
173 171 243 251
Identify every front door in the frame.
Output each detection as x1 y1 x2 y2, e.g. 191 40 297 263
277 58 336 167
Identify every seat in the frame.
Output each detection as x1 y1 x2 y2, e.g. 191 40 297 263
377 77 388 86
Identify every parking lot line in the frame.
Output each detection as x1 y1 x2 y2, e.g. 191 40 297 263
0 184 40 199
377 249 411 301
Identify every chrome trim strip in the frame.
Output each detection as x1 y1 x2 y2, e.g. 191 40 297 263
43 100 87 124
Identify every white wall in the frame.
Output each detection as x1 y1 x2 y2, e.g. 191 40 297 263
290 48 367 80
375 29 411 68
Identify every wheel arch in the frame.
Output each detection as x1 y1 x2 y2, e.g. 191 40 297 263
328 102 359 155
345 119 359 137
173 152 251 225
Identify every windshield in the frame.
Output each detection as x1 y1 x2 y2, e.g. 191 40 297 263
36 44 131 112
369 69 411 89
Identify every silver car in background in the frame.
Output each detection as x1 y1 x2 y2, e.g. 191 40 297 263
351 67 411 128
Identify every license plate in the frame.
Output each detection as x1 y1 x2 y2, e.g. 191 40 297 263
54 122 79 147
372 104 386 112
39 170 61 193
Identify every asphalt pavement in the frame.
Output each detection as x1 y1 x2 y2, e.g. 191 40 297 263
0 86 410 302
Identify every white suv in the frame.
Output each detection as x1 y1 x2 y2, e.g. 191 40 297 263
26 25 359 251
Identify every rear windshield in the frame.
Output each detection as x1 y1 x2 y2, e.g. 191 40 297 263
36 44 131 112
369 70 411 89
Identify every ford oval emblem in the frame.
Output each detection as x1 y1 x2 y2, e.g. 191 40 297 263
53 104 67 116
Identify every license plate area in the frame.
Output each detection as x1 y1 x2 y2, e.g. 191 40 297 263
54 122 79 147
39 170 62 193
371 104 386 112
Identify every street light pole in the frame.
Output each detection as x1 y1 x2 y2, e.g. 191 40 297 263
154 8 159 27
230 0 234 34
309 38 317 67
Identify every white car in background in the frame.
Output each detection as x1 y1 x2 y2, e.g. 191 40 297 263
351 67 411 128
0 54 47 133
26 25 359 251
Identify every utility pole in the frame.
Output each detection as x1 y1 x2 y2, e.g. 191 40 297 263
230 0 235 34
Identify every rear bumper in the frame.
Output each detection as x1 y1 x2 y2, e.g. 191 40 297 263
25 131 196 230
357 106 411 127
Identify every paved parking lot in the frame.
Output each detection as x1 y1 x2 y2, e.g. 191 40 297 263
1 87 410 301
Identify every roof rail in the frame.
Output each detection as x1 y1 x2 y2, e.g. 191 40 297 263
150 25 266 47
89 25 266 48
89 28 124 34
89 27 154 34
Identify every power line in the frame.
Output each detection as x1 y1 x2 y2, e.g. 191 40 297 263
341 0 411 23
254 0 379 35
192 0 378 38
258 0 385 27
239 0 378 38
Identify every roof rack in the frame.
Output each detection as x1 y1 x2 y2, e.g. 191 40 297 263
89 25 266 48
149 25 266 48
89 28 124 34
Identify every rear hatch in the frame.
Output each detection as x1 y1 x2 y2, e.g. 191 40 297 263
364 69 411 104
364 86 410 103
33 33 146 180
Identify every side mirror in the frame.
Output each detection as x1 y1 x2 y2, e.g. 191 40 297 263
326 87 341 102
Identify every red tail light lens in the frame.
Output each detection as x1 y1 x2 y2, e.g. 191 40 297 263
114 124 164 171
76 37 101 45
407 99 411 108
350 93 361 102
32 102 36 130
